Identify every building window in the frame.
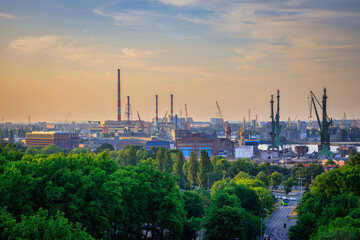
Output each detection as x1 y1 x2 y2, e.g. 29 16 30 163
180 147 192 158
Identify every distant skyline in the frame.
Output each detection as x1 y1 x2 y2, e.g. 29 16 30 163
1 0 359 123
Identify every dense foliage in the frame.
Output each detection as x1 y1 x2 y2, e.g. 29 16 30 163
289 154 360 240
0 143 288 239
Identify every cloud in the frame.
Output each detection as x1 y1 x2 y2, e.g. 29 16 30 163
9 35 61 52
150 65 213 77
0 12 17 19
121 48 161 58
157 0 200 7
93 8 143 26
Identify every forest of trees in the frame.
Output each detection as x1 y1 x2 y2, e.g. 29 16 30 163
0 142 349 239
289 154 360 240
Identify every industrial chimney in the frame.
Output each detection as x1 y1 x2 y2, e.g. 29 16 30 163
117 69 121 121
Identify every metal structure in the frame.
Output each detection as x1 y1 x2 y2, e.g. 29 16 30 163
185 104 190 131
308 88 333 159
155 95 159 124
215 101 231 140
157 111 168 136
268 90 282 150
137 111 145 132
170 94 173 123
125 96 132 121
117 69 121 121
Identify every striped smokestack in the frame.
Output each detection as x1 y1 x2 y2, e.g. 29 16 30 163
171 94 173 123
117 69 121 121
156 95 158 124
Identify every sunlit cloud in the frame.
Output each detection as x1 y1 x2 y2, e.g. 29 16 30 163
9 35 61 52
150 65 214 77
121 48 161 58
93 8 144 26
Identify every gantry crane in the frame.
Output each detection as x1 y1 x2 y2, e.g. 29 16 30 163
308 88 333 159
216 101 231 140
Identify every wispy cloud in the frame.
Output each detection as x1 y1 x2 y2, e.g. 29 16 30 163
93 8 143 26
9 35 61 52
9 35 161 67
121 48 161 58
0 12 26 19
150 65 213 77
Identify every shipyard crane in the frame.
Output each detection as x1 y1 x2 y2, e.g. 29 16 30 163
268 90 282 151
137 111 145 133
158 111 168 136
216 101 231 140
308 88 333 159
185 104 190 131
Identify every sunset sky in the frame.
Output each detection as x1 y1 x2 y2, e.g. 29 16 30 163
1 0 359 123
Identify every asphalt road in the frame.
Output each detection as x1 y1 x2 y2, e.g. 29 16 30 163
264 193 300 240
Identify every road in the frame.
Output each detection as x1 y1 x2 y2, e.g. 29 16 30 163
264 192 300 240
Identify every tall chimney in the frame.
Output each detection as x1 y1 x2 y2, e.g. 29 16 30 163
156 95 158 124
171 94 173 123
117 69 121 121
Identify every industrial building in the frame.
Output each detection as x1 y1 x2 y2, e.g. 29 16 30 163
25 131 79 149
175 133 234 158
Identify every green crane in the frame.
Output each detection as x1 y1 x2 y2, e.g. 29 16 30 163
308 88 333 159
268 90 283 151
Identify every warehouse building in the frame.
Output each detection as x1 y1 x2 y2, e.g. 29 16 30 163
25 131 79 149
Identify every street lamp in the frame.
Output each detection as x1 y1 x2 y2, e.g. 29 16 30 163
206 172 210 191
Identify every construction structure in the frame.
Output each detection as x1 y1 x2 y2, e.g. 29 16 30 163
308 88 333 159
268 90 282 151
216 101 231 140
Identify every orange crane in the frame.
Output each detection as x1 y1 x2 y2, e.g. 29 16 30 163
137 111 145 133
216 101 231 140
185 104 190 131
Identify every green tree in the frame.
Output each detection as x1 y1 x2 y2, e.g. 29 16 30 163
197 150 213 189
256 171 270 187
173 151 186 188
186 151 199 188
42 144 64 155
204 190 259 240
125 145 137 166
284 177 295 194
94 143 114 153
5 209 94 240
271 171 282 189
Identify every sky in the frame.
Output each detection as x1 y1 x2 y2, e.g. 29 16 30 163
0 0 359 123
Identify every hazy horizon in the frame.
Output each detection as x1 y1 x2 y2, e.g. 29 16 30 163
1 0 359 123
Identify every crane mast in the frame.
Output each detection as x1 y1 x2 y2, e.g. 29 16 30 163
216 101 231 140
308 88 333 159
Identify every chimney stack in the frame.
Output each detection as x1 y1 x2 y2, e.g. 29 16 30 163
117 69 121 121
